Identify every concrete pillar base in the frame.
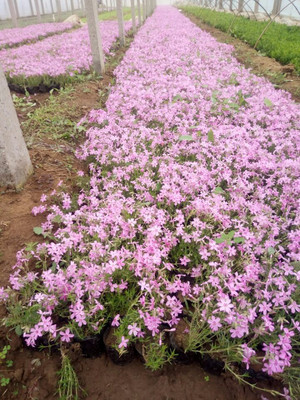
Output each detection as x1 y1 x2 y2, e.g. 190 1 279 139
0 67 33 189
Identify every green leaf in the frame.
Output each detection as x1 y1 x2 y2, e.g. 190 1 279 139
179 135 194 141
33 227 43 236
214 187 225 194
227 230 235 240
15 326 23 336
207 129 214 143
52 215 62 224
234 237 245 244
215 236 225 244
264 98 273 108
268 246 275 255
228 102 239 111
172 94 183 103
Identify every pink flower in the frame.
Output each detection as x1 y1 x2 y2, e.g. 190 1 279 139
118 336 129 349
207 316 222 332
111 314 120 327
60 328 74 343
128 323 140 337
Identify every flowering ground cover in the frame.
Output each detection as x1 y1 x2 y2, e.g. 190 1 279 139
1 6 300 399
182 6 300 74
0 20 133 89
0 22 74 50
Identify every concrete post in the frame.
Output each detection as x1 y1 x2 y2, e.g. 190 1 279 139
116 0 125 46
71 0 75 12
272 0 282 15
8 0 18 27
0 65 33 188
50 0 54 13
145 0 148 17
40 0 45 15
218 0 223 9
254 1 259 13
238 0 243 12
13 0 20 18
137 0 141 25
142 0 146 20
34 0 42 22
29 0 34 16
84 0 105 74
130 0 136 32
56 0 62 20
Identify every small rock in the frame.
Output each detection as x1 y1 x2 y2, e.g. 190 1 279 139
281 64 295 74
13 368 24 382
63 14 83 26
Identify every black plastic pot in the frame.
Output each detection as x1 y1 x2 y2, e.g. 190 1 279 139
74 334 104 358
197 354 225 376
103 326 136 365
22 334 59 353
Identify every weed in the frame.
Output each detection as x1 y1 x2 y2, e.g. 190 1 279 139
0 345 13 389
143 342 176 371
57 352 86 400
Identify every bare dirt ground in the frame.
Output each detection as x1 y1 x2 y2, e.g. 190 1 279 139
0 23 293 399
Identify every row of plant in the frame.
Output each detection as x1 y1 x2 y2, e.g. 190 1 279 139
0 19 133 90
180 6 300 74
0 22 75 49
1 5 299 399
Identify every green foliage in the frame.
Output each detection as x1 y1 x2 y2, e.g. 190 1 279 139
178 134 194 141
80 7 136 23
4 299 41 336
22 85 86 144
57 354 86 400
0 345 13 389
182 6 300 74
6 70 98 95
143 341 176 371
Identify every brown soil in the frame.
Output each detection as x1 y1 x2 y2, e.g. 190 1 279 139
0 29 287 400
185 13 300 103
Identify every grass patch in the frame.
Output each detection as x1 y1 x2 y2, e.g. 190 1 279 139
81 7 136 23
20 85 87 146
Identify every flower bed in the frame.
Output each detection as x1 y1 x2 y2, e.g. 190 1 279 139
181 6 300 74
2 6 300 399
0 22 74 49
0 20 133 90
